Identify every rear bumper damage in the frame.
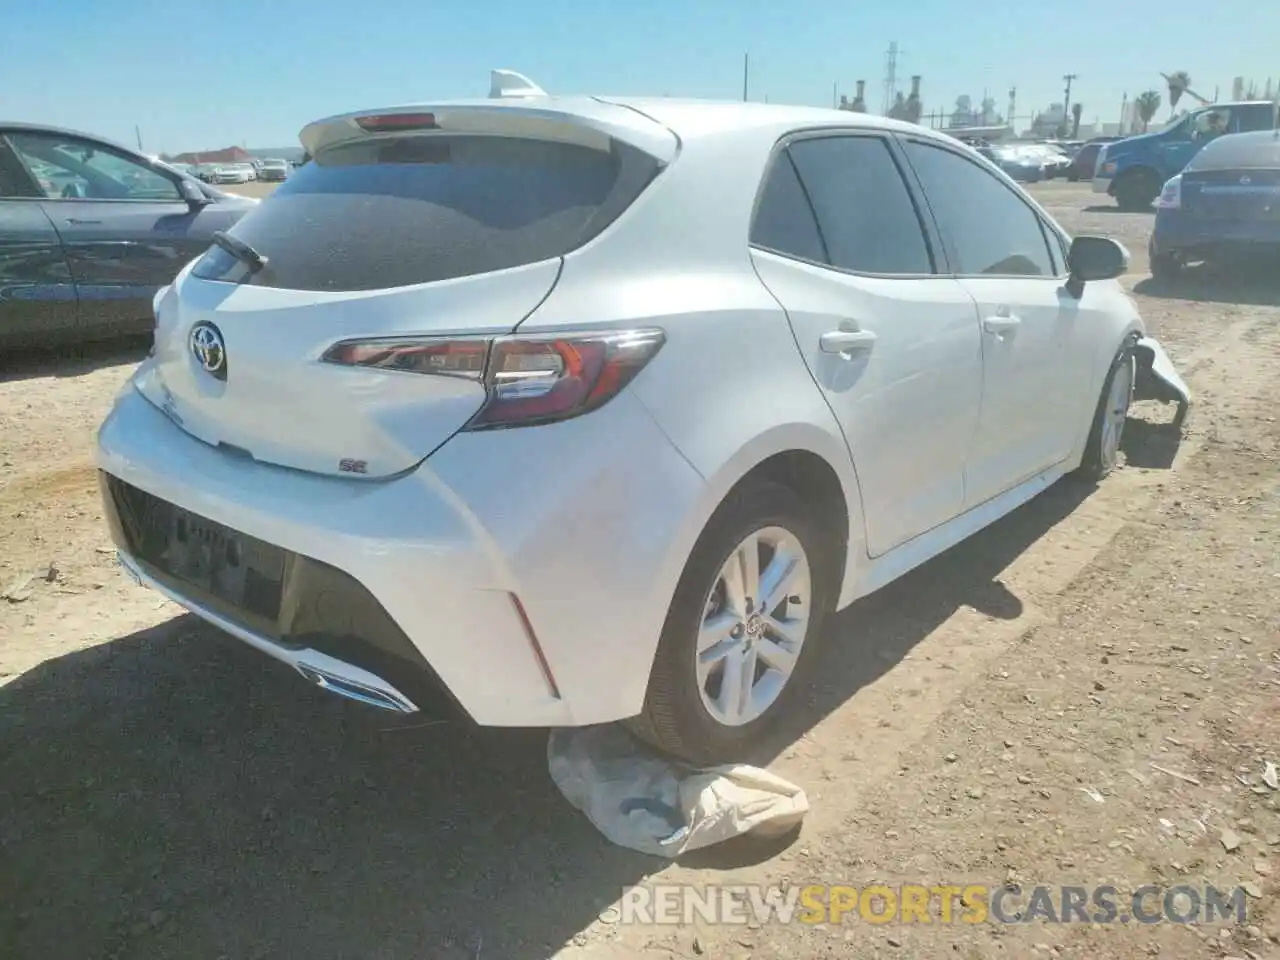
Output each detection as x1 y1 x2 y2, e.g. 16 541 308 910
1133 336 1191 426
95 383 703 727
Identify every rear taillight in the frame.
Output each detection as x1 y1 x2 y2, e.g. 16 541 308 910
1155 175 1182 210
149 285 169 356
322 329 665 430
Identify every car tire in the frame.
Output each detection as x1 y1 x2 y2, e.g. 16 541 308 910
626 479 837 765
1076 344 1135 482
1114 170 1159 211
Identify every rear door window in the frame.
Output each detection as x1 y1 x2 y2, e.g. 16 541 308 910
750 153 827 263
192 135 660 291
785 135 934 275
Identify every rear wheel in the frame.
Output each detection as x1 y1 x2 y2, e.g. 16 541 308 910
1113 169 1160 211
1077 345 1135 481
627 480 835 765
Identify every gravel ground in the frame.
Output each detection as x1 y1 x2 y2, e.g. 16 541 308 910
1 181 1278 960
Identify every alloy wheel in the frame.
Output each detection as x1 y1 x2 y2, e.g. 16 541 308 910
695 526 812 727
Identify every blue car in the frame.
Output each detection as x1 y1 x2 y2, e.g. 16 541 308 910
1093 101 1276 211
1149 130 1280 280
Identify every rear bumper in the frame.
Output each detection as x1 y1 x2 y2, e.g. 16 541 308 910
113 546 423 714
1152 209 1280 258
1092 175 1113 195
95 382 704 727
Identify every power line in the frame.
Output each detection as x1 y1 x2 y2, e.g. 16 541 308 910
882 41 900 115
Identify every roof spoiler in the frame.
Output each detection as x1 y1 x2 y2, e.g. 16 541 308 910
298 76 678 163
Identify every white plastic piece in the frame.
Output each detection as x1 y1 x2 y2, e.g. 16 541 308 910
489 69 548 99
548 725 809 857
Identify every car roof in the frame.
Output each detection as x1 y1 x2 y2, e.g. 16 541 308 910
1187 130 1280 170
602 96 953 142
0 120 145 157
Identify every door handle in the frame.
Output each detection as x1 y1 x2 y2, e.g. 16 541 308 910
982 315 1022 335
65 218 102 225
819 329 877 356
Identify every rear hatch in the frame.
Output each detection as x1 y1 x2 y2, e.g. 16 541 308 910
142 102 674 478
1181 167 1280 221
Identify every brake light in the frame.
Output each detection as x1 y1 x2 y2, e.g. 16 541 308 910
322 339 488 378
322 329 665 429
355 113 438 133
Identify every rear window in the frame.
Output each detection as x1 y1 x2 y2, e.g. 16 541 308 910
192 134 661 291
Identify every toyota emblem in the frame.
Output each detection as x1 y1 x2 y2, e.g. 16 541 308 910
1240 175 1252 185
189 322 228 381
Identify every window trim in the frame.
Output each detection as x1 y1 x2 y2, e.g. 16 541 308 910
0 135 45 199
747 148 830 269
896 134 1062 282
5 130 184 204
748 126 945 280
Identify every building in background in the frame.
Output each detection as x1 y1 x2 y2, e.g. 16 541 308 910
169 145 254 166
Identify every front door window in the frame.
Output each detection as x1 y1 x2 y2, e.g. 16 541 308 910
7 132 180 201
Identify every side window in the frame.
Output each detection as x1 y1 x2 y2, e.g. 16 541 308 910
750 153 827 263
0 138 40 198
902 140 1056 278
7 132 181 201
1190 107 1232 139
1238 104 1275 133
786 136 933 275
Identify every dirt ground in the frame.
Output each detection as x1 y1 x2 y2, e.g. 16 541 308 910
1 181 1278 960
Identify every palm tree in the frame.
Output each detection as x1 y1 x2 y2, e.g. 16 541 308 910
1135 90 1162 132
1166 71 1191 118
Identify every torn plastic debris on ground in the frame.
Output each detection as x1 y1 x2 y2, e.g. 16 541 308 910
547 725 808 858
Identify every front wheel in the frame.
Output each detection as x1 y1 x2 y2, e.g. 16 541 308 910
1076 346 1135 481
626 480 836 764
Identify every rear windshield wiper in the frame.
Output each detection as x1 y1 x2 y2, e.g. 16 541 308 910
211 231 268 273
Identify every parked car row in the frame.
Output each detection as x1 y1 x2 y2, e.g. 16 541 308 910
957 138 1074 183
187 157 292 185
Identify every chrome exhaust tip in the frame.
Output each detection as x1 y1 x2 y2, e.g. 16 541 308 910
296 664 418 714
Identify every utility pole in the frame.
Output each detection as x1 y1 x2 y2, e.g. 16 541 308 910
135 126 143 152
743 53 749 102
1062 73 1078 135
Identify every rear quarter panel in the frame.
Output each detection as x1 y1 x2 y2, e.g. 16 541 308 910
518 120 867 608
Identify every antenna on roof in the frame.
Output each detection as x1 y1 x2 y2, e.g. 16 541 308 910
489 70 548 99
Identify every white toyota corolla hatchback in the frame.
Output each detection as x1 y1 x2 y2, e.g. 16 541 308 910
96 75 1190 763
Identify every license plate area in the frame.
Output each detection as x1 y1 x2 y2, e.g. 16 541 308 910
162 508 286 619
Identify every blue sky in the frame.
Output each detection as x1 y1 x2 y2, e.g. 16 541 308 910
2 0 1276 153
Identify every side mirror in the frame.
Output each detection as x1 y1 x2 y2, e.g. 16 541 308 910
178 177 211 209
1066 236 1128 297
